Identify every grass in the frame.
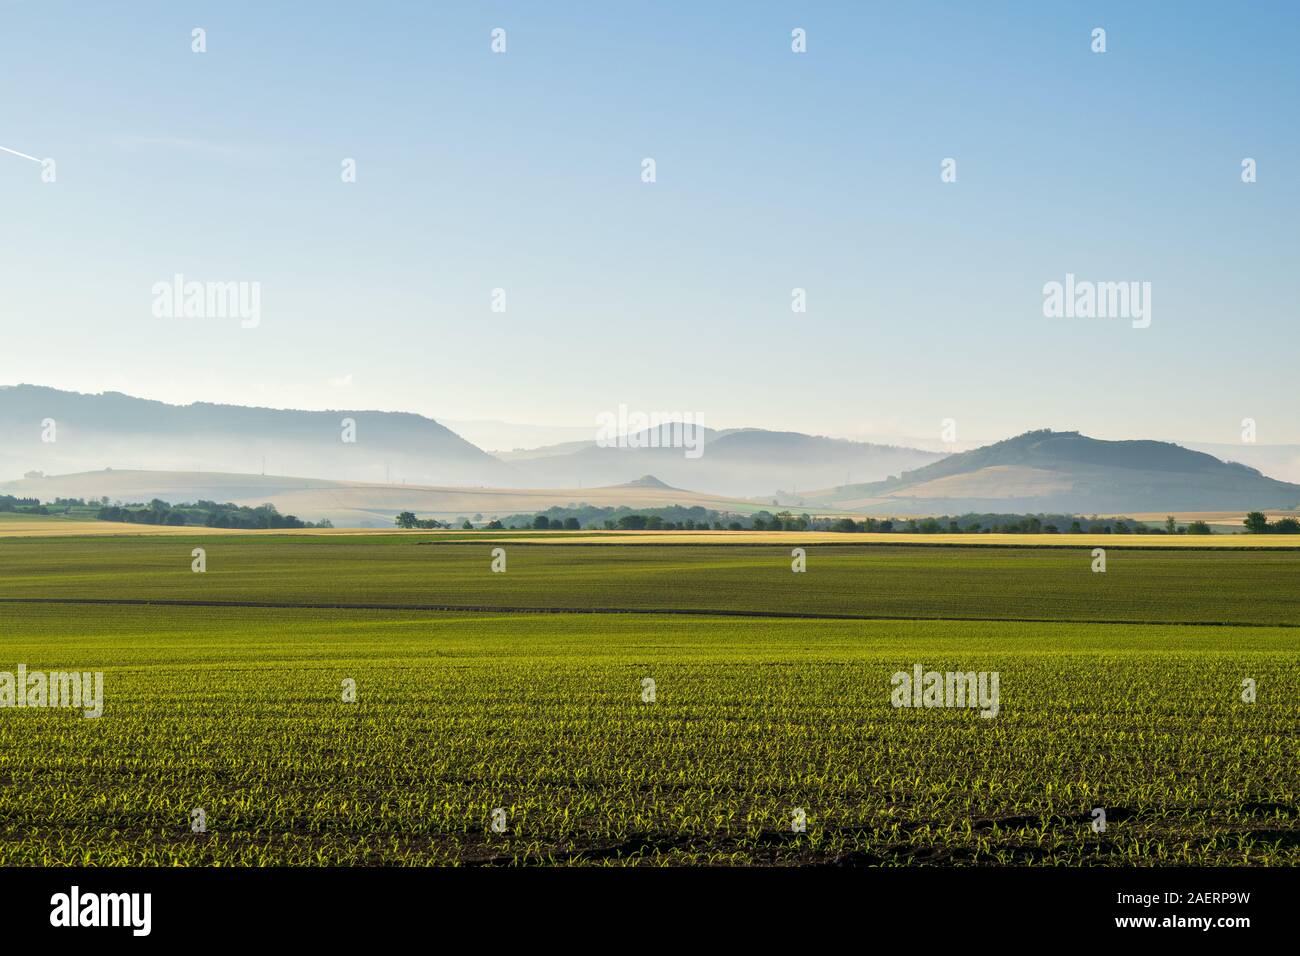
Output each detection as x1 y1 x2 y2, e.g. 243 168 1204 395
0 605 1294 865
0 535 1294 865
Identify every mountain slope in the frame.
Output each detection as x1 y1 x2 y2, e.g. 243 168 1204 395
805 430 1300 513
506 426 944 497
0 385 517 486
1180 441 1300 484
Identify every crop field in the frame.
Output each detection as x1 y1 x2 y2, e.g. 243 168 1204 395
0 535 1295 865
0 536 1298 625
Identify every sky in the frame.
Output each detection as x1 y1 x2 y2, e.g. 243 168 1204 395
2 1 1297 448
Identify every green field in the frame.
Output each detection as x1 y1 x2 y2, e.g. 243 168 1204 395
0 536 1296 865
1 536 1298 624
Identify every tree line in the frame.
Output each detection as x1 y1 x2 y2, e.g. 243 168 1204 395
95 499 330 529
390 505 1231 534
1243 511 1300 533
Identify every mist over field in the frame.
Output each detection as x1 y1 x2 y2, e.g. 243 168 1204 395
4 387 1298 527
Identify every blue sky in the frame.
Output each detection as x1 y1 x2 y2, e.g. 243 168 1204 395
2 1 1296 446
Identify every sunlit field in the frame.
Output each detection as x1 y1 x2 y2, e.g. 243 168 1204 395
0 534 1294 865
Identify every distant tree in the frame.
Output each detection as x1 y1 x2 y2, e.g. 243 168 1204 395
1243 511 1270 533
532 515 550 529
1165 515 1177 534
462 520 474 530
1273 517 1300 533
563 517 580 530
395 511 418 529
485 519 504 530
1186 520 1212 535
1069 521 1083 534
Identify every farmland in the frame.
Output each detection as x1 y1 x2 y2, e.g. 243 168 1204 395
0 534 1295 865
0 536 1297 625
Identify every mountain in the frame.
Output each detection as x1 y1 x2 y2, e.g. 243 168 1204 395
804 430 1300 514
0 387 942 498
0 385 517 487
503 426 945 498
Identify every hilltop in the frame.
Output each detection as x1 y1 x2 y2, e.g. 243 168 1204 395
805 430 1300 514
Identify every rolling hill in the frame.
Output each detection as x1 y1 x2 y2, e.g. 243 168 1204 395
1 386 941 499
1180 441 1300 484
0 384 517 487
804 430 1300 514
0 469 766 528
503 426 944 497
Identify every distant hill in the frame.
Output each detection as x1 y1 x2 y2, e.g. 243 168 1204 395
504 426 944 498
0 468 766 528
0 384 517 487
804 430 1300 514
0 386 942 498
13 387 1287 516
616 474 678 489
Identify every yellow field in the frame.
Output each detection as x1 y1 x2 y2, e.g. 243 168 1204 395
0 518 254 537
1124 509 1300 523
3 516 1298 547
480 530 1300 547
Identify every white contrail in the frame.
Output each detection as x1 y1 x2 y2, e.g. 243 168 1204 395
0 145 42 163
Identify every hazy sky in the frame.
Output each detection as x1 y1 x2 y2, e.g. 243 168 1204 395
3 1 1297 446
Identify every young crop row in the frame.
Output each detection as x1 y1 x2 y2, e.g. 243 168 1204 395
0 606 1294 865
